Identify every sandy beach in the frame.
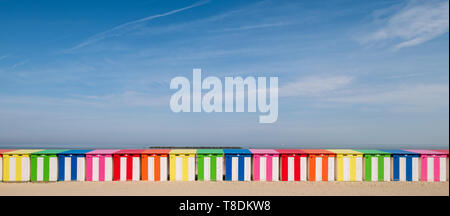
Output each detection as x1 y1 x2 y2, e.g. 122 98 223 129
0 181 448 196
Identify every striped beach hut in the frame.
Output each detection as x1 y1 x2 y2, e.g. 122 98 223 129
2 149 42 182
224 149 252 181
380 149 419 181
328 149 363 181
405 149 448 182
141 149 170 181
58 150 91 181
197 149 224 181
113 149 144 181
276 149 307 181
355 150 391 182
434 150 449 181
250 149 279 181
0 149 16 182
86 150 118 181
30 149 66 182
169 149 197 181
302 149 335 181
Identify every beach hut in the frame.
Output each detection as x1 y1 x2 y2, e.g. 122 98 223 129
250 149 279 181
0 149 15 182
169 149 196 181
405 149 448 182
141 149 170 181
302 149 336 181
86 150 118 181
197 149 224 181
434 150 449 181
224 149 252 181
2 149 42 182
113 149 144 181
380 149 419 181
354 150 391 182
328 149 363 181
30 149 66 182
276 149 307 181
58 150 91 181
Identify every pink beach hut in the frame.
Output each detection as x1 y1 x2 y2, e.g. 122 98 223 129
250 149 280 181
405 149 448 182
86 150 119 181
434 150 449 181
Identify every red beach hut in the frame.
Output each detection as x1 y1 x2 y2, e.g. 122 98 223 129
113 149 145 181
276 149 307 181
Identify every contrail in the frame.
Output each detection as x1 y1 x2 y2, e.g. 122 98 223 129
67 0 210 51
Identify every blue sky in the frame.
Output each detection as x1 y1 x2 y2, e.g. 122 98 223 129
0 0 448 148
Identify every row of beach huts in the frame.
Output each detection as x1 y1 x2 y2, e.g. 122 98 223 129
0 149 448 182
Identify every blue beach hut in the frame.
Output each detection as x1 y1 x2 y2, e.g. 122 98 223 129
380 149 420 181
58 150 92 181
224 149 252 181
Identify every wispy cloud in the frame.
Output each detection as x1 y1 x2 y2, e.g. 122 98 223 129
0 54 10 61
214 22 291 32
279 75 448 113
66 0 210 51
327 84 449 112
385 73 425 79
10 60 28 69
280 76 354 97
70 91 169 107
360 0 449 50
0 91 168 108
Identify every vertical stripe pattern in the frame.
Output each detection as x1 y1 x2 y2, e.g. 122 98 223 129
31 155 59 182
2 155 32 182
280 154 307 181
420 155 447 182
86 155 114 181
364 155 390 182
142 154 168 181
58 155 86 181
308 155 335 181
225 155 251 181
169 154 195 181
198 155 223 181
252 154 279 181
113 154 140 181
336 154 363 181
392 155 419 181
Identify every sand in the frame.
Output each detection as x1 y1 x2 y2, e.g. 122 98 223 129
0 181 448 196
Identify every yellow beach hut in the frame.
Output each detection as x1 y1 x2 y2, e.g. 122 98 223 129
328 149 363 181
169 149 197 181
2 149 42 182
